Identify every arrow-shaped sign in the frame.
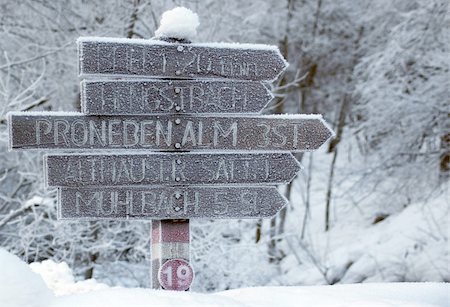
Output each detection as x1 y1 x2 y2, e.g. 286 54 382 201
78 37 288 81
58 186 288 219
81 79 273 115
45 152 301 187
8 112 333 152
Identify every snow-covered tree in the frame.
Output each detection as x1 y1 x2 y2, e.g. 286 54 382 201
352 0 449 202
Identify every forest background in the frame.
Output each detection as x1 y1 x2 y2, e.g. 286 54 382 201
0 0 448 291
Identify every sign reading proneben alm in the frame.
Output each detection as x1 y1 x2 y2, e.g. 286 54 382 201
8 112 333 152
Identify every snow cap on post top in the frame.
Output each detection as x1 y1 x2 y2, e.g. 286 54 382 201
155 7 199 42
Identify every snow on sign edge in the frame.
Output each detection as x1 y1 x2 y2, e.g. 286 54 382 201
76 36 289 82
6 110 325 119
77 36 284 52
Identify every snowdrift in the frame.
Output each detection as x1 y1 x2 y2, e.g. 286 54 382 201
1 248 448 307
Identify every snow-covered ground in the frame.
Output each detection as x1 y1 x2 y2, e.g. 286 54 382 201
1 248 448 307
274 188 449 286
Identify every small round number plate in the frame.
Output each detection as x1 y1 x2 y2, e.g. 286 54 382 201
158 259 194 291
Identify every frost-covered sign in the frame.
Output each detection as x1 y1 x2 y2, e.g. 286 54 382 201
78 37 287 81
58 186 287 219
7 7 334 291
81 79 273 114
45 153 301 187
9 113 331 151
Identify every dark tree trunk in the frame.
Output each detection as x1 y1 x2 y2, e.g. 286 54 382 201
324 27 364 231
126 0 141 39
84 221 99 279
440 131 450 180
255 219 262 243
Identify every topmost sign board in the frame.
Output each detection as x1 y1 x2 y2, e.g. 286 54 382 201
78 37 288 81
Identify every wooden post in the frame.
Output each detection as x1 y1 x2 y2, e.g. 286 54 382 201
151 220 191 290
7 28 331 292
151 36 193 291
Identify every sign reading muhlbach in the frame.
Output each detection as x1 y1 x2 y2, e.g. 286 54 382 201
8 36 334 290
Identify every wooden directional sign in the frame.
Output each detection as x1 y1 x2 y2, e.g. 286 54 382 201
78 37 288 81
58 186 288 219
8 112 333 152
45 153 301 187
81 79 273 115
6 29 333 291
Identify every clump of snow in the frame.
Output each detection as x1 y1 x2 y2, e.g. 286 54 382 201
154 7 199 41
30 260 108 296
24 195 54 208
0 248 53 307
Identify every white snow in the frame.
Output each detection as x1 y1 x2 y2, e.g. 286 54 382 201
277 187 449 287
77 36 283 52
154 7 199 41
0 248 448 307
30 260 108 296
25 281 450 307
7 110 324 119
0 248 53 307
8 110 82 117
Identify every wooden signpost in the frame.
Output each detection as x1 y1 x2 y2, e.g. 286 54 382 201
81 79 273 114
58 186 287 219
78 37 287 81
44 153 301 186
9 113 331 151
8 35 334 291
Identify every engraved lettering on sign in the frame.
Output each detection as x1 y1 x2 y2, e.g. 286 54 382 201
214 159 229 180
213 122 237 146
35 119 52 145
81 80 272 114
60 187 287 219
55 120 70 145
213 192 228 215
78 39 288 81
182 121 196 146
75 191 102 215
89 121 106 146
108 120 122 146
112 190 132 215
10 114 333 151
257 123 271 148
88 157 105 183
140 192 157 215
45 153 301 187
123 120 139 146
240 192 258 215
272 124 288 147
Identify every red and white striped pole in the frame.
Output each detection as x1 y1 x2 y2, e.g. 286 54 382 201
150 34 195 292
151 220 193 290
